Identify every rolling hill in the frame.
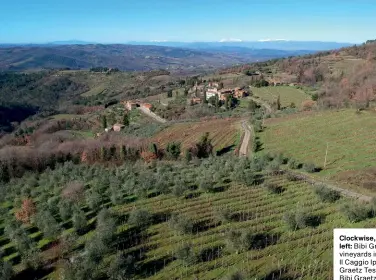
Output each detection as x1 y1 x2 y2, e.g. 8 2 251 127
0 44 317 73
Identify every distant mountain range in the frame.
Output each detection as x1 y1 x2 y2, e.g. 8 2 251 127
0 40 353 72
0 40 353 51
125 40 353 51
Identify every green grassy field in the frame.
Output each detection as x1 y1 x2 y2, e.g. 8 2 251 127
258 109 376 193
1 156 374 280
252 86 311 108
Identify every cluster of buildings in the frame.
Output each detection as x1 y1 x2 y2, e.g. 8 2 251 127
190 82 249 105
121 100 153 111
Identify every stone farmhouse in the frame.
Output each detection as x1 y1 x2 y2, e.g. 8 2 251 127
205 86 249 101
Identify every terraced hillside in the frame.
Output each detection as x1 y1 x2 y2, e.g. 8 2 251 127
258 109 376 194
0 156 374 280
153 118 242 154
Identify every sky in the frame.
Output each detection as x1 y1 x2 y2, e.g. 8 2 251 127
0 0 375 44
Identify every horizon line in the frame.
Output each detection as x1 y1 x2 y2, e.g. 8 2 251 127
0 39 360 45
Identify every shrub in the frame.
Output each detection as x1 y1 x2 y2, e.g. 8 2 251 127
110 189 124 205
59 199 73 221
174 243 196 266
15 198 36 224
34 210 61 239
225 230 267 254
286 173 300 181
199 180 214 193
0 254 13 280
294 211 312 229
86 190 102 211
22 247 42 270
253 121 263 132
231 169 254 187
172 184 186 197
72 208 87 233
184 149 192 163
166 142 181 159
284 210 314 230
96 209 116 245
214 207 232 223
107 253 137 280
128 209 151 228
264 182 284 194
301 100 316 111
303 163 318 173
315 186 341 203
287 158 301 169
85 237 107 265
266 160 281 175
283 212 298 230
225 230 243 253
168 214 193 234
62 181 85 202
273 153 288 165
340 203 371 223
190 132 213 158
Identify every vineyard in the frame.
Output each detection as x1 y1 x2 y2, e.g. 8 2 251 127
258 109 376 194
0 155 375 280
252 86 311 108
152 118 241 153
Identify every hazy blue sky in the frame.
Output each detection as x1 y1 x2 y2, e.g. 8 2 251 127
0 0 375 43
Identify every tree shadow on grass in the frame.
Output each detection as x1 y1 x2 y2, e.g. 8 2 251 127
147 191 161 199
185 192 201 200
115 227 151 251
61 220 73 230
1 244 17 258
188 184 198 191
230 212 254 222
262 267 299 280
254 174 265 185
0 237 10 247
151 211 171 225
198 246 223 262
13 266 54 280
124 196 137 204
138 256 174 277
305 214 325 228
216 145 236 156
8 253 21 266
223 178 232 184
250 233 281 249
26 226 39 235
254 137 264 152
210 185 229 193
192 219 218 233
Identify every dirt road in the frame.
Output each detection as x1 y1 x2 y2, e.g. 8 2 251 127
239 121 253 157
284 170 372 202
248 96 273 114
138 107 167 123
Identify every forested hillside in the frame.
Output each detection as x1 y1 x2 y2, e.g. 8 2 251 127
260 41 376 108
